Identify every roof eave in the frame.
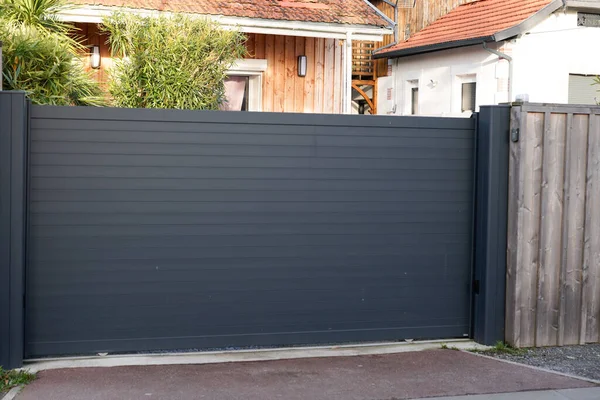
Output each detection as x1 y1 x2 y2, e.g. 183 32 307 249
58 6 393 41
494 0 564 41
373 36 495 59
375 0 565 59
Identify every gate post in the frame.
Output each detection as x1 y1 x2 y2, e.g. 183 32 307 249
472 105 510 345
0 92 29 369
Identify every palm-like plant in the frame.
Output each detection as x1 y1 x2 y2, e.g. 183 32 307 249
0 0 104 106
0 0 72 35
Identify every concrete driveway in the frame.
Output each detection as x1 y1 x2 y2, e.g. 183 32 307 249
16 350 596 400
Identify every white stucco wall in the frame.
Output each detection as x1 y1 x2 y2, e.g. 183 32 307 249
512 9 600 104
384 44 510 117
382 7 600 116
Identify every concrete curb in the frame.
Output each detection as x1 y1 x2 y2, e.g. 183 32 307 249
0 386 23 400
416 387 600 400
463 350 600 386
24 339 488 373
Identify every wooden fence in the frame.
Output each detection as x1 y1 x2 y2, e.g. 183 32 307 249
506 103 600 347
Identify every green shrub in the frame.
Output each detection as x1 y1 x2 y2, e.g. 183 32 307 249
103 13 247 110
0 0 104 106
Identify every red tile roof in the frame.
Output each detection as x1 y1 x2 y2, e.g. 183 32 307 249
376 0 559 57
71 0 390 27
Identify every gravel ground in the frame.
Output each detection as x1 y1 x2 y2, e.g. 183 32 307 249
483 344 600 382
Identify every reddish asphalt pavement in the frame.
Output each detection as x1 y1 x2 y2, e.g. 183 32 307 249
17 350 595 400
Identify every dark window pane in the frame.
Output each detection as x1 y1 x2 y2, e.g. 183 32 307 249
222 76 249 111
461 82 476 112
411 87 419 115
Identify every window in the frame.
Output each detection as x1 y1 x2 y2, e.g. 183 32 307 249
578 12 600 28
411 87 419 115
568 74 598 105
221 59 267 112
405 79 419 115
461 82 477 112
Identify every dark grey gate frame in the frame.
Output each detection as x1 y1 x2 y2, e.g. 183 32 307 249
472 106 510 345
0 92 28 369
0 91 509 369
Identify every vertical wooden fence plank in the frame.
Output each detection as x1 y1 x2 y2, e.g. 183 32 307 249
536 113 566 346
255 34 266 60
583 113 600 343
245 33 256 58
264 35 275 112
273 36 285 113
323 39 335 114
333 39 342 114
517 112 544 347
561 114 589 345
304 38 315 113
284 36 296 113
294 37 306 113
506 106 522 346
314 39 325 114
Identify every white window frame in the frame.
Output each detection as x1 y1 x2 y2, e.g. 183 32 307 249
452 73 477 115
226 59 267 112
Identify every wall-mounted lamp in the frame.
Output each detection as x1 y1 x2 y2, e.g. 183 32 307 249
297 55 307 77
90 45 101 69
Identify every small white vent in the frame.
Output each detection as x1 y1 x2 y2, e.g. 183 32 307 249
578 12 600 28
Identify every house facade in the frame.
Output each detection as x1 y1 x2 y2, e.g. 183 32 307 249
375 0 600 117
60 0 392 113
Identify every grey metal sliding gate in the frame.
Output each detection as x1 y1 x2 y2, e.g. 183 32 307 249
24 105 477 357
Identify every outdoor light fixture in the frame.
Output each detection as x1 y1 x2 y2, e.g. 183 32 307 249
90 45 101 69
297 55 307 77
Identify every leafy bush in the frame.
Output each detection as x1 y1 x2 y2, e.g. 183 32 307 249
103 13 246 110
0 0 104 106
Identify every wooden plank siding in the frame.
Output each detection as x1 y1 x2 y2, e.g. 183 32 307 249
74 24 344 114
246 33 344 113
370 0 477 77
507 104 600 347
74 23 112 90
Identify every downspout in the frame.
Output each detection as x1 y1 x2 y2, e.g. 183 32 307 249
482 42 513 103
366 0 399 115
372 0 400 53
363 0 397 38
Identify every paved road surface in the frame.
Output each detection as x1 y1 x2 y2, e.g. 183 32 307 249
17 350 596 400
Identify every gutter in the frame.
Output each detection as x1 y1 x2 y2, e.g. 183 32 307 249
373 36 494 59
482 42 513 103
372 0 399 53
57 6 393 41
363 0 397 32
